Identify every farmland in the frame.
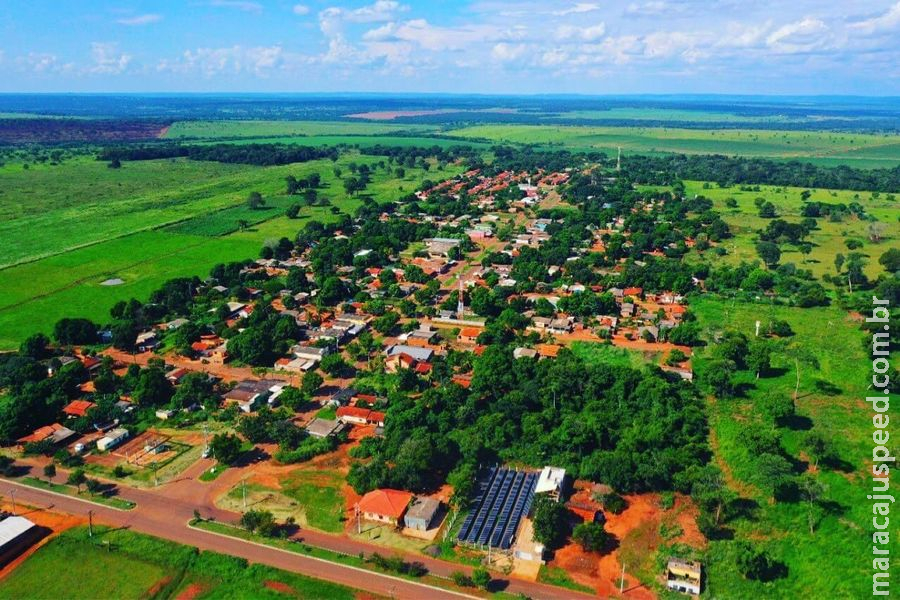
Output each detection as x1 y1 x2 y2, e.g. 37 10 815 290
449 124 900 168
0 526 359 599
0 150 460 349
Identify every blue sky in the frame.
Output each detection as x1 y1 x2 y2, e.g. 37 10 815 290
2 0 899 94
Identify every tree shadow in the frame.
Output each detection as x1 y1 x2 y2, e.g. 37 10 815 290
778 414 813 430
813 379 842 395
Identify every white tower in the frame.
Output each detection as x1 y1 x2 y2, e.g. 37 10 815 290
616 146 622 172
457 278 465 320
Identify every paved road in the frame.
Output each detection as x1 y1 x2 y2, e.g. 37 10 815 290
0 472 595 600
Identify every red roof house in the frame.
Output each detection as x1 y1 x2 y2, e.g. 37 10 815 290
358 489 413 525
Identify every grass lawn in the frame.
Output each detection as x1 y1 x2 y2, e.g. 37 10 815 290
537 565 594 594
220 469 345 533
0 525 360 600
569 341 650 369
19 476 135 510
689 296 898 598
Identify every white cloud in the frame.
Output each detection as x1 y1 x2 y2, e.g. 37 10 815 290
209 0 263 14
552 3 600 16
362 19 524 52
491 42 527 63
849 2 900 34
292 4 310 15
624 2 668 17
18 52 59 73
157 45 297 77
766 17 829 53
88 42 132 74
117 14 162 26
555 22 606 42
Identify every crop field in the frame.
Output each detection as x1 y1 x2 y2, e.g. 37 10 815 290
164 119 439 139
449 124 900 168
690 296 897 598
0 526 357 599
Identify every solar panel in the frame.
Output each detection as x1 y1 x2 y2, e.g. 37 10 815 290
457 466 539 549
467 468 509 543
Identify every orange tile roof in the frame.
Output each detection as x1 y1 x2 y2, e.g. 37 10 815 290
358 489 413 519
62 400 95 418
337 406 372 420
459 327 481 339
537 344 561 358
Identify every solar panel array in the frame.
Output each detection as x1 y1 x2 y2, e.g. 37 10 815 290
457 466 537 550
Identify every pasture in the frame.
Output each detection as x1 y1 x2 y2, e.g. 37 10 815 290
164 119 438 139
690 297 897 598
448 124 900 168
664 180 900 280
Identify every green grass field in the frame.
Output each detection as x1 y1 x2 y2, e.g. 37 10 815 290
690 296 899 598
569 341 650 369
164 119 439 139
0 151 460 349
655 180 900 280
449 124 900 168
0 525 357 599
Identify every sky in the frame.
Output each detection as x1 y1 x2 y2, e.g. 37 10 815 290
1 0 899 95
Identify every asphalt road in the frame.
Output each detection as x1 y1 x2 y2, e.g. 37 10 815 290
0 474 596 600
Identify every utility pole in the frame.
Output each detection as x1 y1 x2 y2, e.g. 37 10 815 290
620 562 626 594
88 510 94 538
9 489 16 516
356 504 361 534
242 478 247 510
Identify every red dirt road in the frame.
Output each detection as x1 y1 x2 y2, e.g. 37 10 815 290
0 466 595 600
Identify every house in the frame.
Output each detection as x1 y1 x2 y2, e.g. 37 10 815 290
620 303 635 318
0 516 42 567
423 237 461 258
17 423 76 447
155 409 175 420
97 427 129 452
638 325 660 342
292 345 330 363
62 400 95 419
536 344 561 359
305 418 346 439
135 331 158 352
357 489 413 526
163 318 190 331
403 497 442 531
405 326 438 345
666 558 702 595
337 406 386 427
535 466 566 502
223 380 273 413
166 368 190 384
328 388 357 408
457 327 481 344
513 347 538 359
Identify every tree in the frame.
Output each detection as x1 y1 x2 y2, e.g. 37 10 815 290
735 542 782 581
753 453 794 497
760 394 795 425
247 191 265 209
784 343 819 400
301 371 323 396
320 353 347 377
241 509 277 536
43 463 56 480
879 248 900 273
799 474 827 534
746 340 772 379
755 241 781 268
285 203 301 219
703 359 736 397
133 367 174 407
572 521 611 552
470 568 491 590
67 468 87 492
690 465 735 526
800 431 833 470
19 333 50 360
531 496 570 550
210 433 243 465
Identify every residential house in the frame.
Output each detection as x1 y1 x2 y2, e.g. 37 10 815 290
336 406 386 427
423 237 461 258
305 418 346 439
223 380 273 413
17 423 76 448
357 489 413 526
62 400 95 419
457 327 481 344
135 331 158 352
